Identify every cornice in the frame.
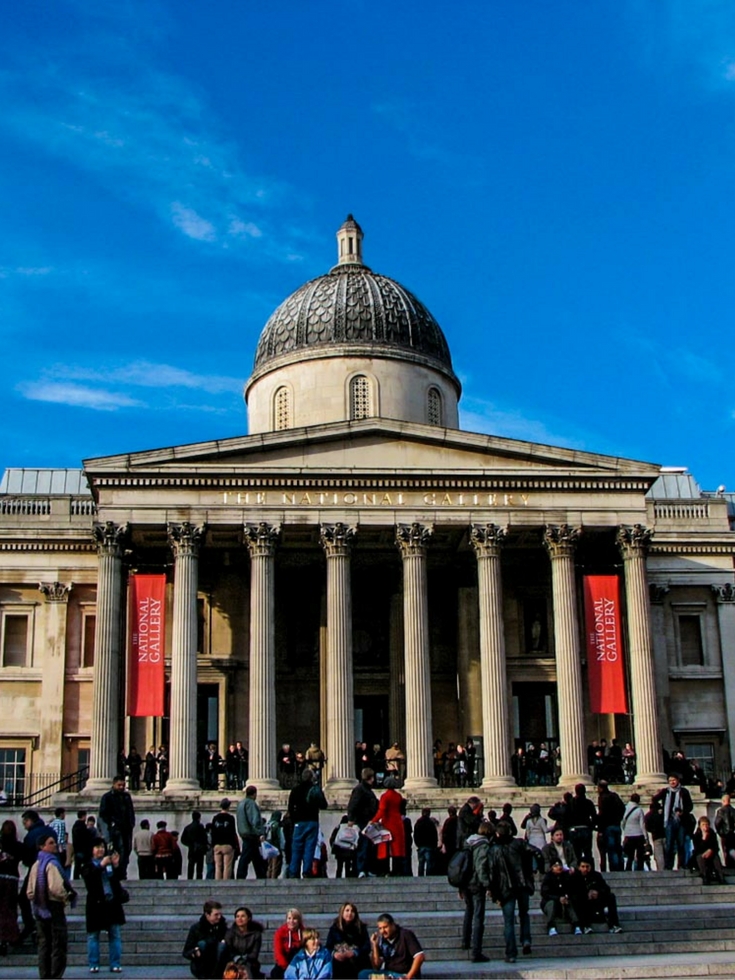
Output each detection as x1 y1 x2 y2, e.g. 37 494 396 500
649 542 735 555
0 541 96 553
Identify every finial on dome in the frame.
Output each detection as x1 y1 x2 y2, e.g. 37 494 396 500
336 214 364 266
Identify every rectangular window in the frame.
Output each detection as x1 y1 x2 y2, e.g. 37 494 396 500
82 614 96 668
0 747 26 803
679 615 704 666
685 741 715 777
2 615 29 667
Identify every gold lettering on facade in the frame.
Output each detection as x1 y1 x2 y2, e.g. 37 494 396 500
283 492 296 505
221 489 531 507
299 493 312 505
344 492 357 505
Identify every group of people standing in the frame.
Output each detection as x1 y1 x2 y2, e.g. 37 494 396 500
116 745 169 792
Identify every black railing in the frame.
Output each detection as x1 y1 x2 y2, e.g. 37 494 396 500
18 767 90 808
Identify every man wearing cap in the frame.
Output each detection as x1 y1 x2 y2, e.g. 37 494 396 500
210 799 238 880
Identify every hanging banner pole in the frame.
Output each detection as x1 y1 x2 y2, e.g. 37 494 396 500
127 573 166 717
583 574 628 714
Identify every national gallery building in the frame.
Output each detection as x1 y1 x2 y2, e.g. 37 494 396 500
1 217 734 803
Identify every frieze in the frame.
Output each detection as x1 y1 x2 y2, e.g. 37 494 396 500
221 490 531 508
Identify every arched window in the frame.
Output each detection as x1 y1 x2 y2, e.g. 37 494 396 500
274 386 292 430
427 387 443 426
349 375 372 420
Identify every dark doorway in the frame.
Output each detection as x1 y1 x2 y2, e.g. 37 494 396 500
512 682 558 749
354 695 389 769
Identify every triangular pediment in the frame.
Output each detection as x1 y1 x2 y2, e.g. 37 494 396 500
84 418 660 485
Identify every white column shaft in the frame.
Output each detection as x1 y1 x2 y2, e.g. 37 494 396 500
247 538 279 788
167 547 200 792
325 549 355 787
401 546 436 789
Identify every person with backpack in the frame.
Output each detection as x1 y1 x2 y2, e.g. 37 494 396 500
265 810 286 879
488 820 540 963
458 819 493 963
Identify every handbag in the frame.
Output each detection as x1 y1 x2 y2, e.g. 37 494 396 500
260 840 279 861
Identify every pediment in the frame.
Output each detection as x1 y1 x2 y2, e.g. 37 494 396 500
84 419 660 485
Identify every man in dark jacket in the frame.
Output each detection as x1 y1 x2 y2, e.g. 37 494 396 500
347 768 378 878
287 769 327 879
568 784 597 864
181 811 209 880
71 810 94 879
540 860 582 936
456 797 484 850
596 781 625 872
413 808 439 876
573 859 622 933
461 820 493 963
488 820 539 963
182 900 227 979
18 811 58 945
654 774 694 870
98 777 135 878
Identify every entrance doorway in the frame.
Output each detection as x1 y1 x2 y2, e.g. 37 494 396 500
354 695 389 776
512 682 558 750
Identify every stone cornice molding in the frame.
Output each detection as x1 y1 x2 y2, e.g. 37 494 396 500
167 522 206 558
649 584 670 605
395 522 433 557
649 542 735 556
319 522 357 557
0 541 96 553
543 523 581 559
243 522 281 558
616 524 653 559
712 583 735 604
92 521 129 557
470 523 508 558
38 581 72 603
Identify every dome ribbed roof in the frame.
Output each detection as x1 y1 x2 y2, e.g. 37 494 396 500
252 217 454 376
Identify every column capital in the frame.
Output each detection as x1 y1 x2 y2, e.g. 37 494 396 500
92 521 129 557
320 522 357 557
712 583 735 604
395 522 433 558
244 522 281 558
616 523 653 558
168 522 206 558
543 523 581 558
38 581 72 603
649 583 670 605
470 523 507 558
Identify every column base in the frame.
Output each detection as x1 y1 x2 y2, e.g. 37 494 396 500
403 776 438 792
559 773 594 787
481 775 518 791
326 778 358 792
634 772 668 787
248 778 282 792
163 779 202 798
81 777 116 796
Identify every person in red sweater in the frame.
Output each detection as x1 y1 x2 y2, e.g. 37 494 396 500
151 820 176 880
272 908 304 979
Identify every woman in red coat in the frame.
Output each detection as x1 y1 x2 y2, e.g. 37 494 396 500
371 777 406 875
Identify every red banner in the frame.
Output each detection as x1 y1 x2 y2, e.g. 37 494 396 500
127 574 166 717
583 575 627 714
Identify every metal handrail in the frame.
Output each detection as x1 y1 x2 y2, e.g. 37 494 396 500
20 766 90 807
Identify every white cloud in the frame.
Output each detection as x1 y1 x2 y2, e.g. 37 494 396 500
17 381 144 411
47 361 242 394
171 203 216 242
0 266 54 278
459 396 585 450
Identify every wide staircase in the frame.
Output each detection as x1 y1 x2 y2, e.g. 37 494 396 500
7 871 735 978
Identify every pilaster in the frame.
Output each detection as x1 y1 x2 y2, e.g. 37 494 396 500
37 582 72 774
713 583 735 766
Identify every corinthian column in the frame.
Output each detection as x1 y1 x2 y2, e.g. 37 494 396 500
38 583 72 775
543 524 589 784
245 522 281 789
165 522 206 796
320 523 357 789
617 525 666 782
396 523 436 790
470 524 515 789
85 522 128 793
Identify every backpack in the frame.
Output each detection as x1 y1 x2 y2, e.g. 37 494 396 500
447 847 473 889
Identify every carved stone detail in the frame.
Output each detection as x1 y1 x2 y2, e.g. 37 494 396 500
470 523 507 558
92 521 129 556
244 522 281 559
616 524 653 557
649 584 670 605
167 522 206 558
395 522 433 557
712 583 735 604
543 524 581 558
38 581 72 603
320 523 357 557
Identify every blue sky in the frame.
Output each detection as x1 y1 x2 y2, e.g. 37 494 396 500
1 1 734 490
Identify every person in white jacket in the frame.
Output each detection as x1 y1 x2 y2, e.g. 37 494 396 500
621 793 648 870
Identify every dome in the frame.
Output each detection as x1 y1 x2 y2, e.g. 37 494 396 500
251 216 457 381
245 217 461 434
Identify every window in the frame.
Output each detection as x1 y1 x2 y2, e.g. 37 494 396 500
274 386 292 431
427 387 443 426
679 615 704 666
82 614 96 668
350 375 371 420
0 747 26 803
2 614 29 667
684 741 715 777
